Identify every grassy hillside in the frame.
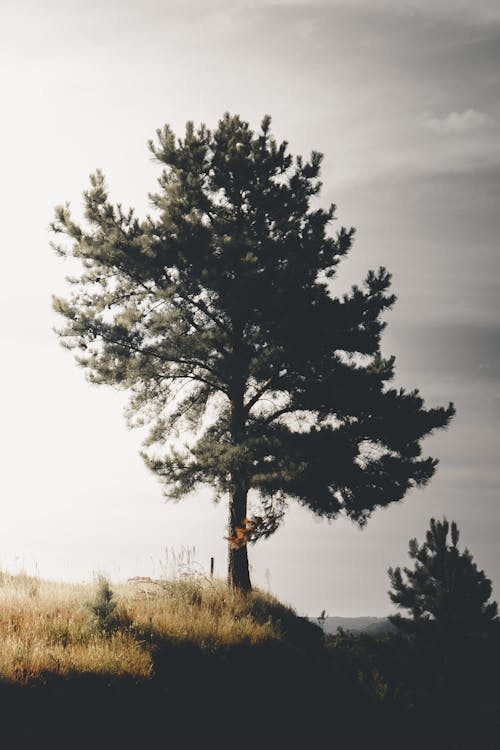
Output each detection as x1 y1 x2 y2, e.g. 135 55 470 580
1 571 498 749
0 571 333 748
0 571 324 682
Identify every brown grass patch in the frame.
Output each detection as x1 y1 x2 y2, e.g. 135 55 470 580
0 572 305 684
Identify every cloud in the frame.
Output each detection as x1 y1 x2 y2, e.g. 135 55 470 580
235 0 500 30
422 109 492 134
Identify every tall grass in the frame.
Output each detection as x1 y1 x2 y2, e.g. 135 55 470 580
0 571 313 684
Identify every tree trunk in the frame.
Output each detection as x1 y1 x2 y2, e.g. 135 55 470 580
227 479 251 592
227 382 252 593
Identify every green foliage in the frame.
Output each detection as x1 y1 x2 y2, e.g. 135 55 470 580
52 113 454 582
88 576 127 636
325 627 500 749
388 517 499 638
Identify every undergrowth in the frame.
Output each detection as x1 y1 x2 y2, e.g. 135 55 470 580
0 571 319 684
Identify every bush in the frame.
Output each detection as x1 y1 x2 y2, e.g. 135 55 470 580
88 576 129 636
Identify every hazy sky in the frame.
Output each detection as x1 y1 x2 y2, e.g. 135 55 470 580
0 0 498 616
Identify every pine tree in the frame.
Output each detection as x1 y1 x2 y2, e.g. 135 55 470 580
88 576 119 636
388 518 498 637
51 113 454 591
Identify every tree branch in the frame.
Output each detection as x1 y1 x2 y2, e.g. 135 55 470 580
245 370 287 412
86 330 228 395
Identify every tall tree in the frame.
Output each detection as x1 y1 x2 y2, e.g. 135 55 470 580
388 517 498 637
52 114 454 591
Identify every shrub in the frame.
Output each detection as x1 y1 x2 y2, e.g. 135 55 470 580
88 576 129 636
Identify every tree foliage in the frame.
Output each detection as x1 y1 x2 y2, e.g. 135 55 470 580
51 113 454 589
388 517 498 637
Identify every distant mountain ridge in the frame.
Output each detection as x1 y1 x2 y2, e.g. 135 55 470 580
312 616 397 637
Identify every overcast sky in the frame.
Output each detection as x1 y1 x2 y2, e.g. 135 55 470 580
0 0 498 616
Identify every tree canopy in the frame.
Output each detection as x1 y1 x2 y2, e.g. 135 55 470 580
52 113 455 590
388 517 498 637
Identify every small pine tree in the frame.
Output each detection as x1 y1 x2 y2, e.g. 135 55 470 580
88 576 120 636
388 518 498 638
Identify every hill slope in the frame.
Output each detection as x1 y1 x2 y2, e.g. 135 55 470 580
0 572 498 750
0 572 336 748
316 615 397 636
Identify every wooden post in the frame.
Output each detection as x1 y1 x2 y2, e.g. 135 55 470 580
210 557 214 578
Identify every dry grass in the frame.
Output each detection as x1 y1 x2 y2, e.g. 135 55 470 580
0 571 303 684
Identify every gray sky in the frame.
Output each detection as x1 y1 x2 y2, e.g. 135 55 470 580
0 0 498 615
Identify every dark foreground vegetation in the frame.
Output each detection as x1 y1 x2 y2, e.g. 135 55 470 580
0 572 499 749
